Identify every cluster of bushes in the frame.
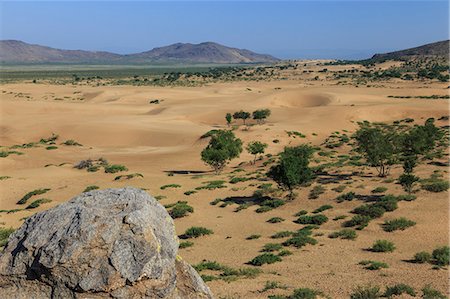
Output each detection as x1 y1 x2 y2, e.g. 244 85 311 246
180 226 213 239
17 188 51 205
350 284 446 299
194 260 261 282
164 201 194 219
74 158 127 174
0 227 14 248
413 246 449 267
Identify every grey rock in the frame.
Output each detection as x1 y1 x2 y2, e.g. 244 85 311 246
0 187 213 299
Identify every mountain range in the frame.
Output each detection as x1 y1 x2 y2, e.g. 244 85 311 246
370 40 449 61
0 40 279 64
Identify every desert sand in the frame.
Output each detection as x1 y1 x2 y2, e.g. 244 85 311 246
0 68 449 298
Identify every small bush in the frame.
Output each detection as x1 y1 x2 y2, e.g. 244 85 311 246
328 229 357 240
261 243 283 252
294 210 308 217
382 218 416 232
371 186 387 194
308 185 326 199
181 226 213 239
45 146 58 150
295 214 328 225
421 179 449 192
17 188 51 205
210 198 222 205
283 229 318 248
25 198 51 209
332 185 346 193
343 215 371 230
312 205 333 214
246 234 261 240
413 251 432 263
260 281 287 292
271 231 294 239
278 249 292 256
184 190 197 196
396 194 416 201
432 246 450 266
104 164 128 173
179 241 194 249
337 191 356 202
160 184 181 190
350 285 381 299
371 240 395 252
383 284 415 298
166 201 194 219
0 227 14 247
267 217 285 223
421 285 446 299
114 173 143 180
248 253 282 266
83 185 99 192
352 204 385 218
359 260 389 270
62 139 82 146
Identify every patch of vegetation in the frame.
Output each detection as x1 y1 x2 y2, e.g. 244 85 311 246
45 146 58 150
308 185 326 199
370 240 395 252
294 210 308 217
332 185 346 193
201 130 243 174
114 173 143 180
312 204 333 214
165 201 194 219
261 243 284 252
421 176 450 192
383 284 416 298
255 198 285 213
17 188 51 205
343 215 371 230
0 176 11 180
195 180 226 190
271 231 294 239
269 288 324 299
183 190 197 196
62 139 82 146
282 227 318 248
371 186 387 194
0 227 15 247
160 183 182 190
246 234 261 240
0 150 24 158
248 253 282 266
25 198 51 209
432 246 450 267
421 285 447 299
350 285 381 299
229 176 252 184
259 281 288 293
336 191 356 202
104 164 128 173
413 251 432 263
83 185 99 192
179 241 194 249
359 260 389 270
382 217 416 232
328 229 357 240
295 214 328 225
267 217 285 223
194 260 261 282
181 226 213 239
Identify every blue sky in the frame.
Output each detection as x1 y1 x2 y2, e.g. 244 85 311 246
0 1 448 59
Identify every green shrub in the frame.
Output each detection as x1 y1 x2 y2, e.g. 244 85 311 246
26 198 51 209
104 164 128 173
260 281 288 292
332 185 346 193
333 215 347 221
371 240 395 252
45 146 58 150
336 191 356 202
383 284 415 298
114 173 143 180
182 226 213 238
421 178 449 192
179 241 194 249
343 215 371 230
396 194 416 201
413 251 432 263
62 139 82 146
382 218 416 232
432 246 450 266
271 231 294 239
210 198 222 205
352 204 385 218
308 185 326 199
0 227 14 247
83 185 99 192
421 285 446 299
261 243 283 252
371 186 387 194
359 260 389 270
267 217 285 223
328 229 357 240
166 201 194 219
229 176 251 184
160 184 182 190
294 210 308 217
246 234 261 240
285 288 324 299
278 249 292 257
283 229 318 248
248 253 282 266
17 188 51 204
184 190 197 196
312 205 333 214
295 214 328 225
350 285 381 299
195 180 226 190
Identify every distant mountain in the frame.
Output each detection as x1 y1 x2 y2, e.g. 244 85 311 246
370 40 449 61
0 40 279 64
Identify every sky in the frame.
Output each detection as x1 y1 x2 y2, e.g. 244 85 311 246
0 1 448 59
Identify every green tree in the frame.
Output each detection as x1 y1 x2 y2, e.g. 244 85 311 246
267 145 314 200
225 113 232 127
201 130 243 174
354 124 397 177
233 110 251 125
246 141 268 164
252 109 271 125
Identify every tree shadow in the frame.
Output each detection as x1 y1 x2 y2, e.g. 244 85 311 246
163 170 208 175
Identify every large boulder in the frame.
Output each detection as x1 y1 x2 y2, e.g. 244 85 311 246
0 187 213 299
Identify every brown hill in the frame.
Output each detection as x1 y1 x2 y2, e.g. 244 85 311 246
371 40 449 61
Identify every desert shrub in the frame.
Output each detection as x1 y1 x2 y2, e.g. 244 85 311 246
333 215 347 221
210 198 222 205
344 215 371 230
0 176 11 180
382 218 416 232
260 281 288 292
200 129 221 139
332 185 346 193
26 198 51 209
352 204 385 218
181 226 213 239
312 205 333 214
277 288 323 299
432 246 450 266
283 228 318 248
0 150 24 158
229 176 251 184
104 164 128 173
45 146 58 150
278 249 292 257
0 227 14 247
160 184 181 190
396 194 416 201
183 190 197 196
17 188 51 204
62 139 82 146
374 195 398 212
294 210 308 217
359 260 389 270
179 241 194 249
271 231 294 239
248 253 282 266
413 251 432 263
371 240 395 252
39 133 59 144
166 201 193 219
246 234 261 240
336 191 356 202
350 285 381 299
83 185 99 192
371 186 387 194
421 285 446 299
267 217 285 223
328 229 357 240
196 180 226 190
114 173 143 180
421 179 449 192
256 199 285 213
383 284 415 298
308 185 325 199
261 243 283 252
295 214 328 225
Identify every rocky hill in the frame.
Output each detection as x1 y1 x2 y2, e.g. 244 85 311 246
370 40 449 61
0 40 279 64
0 187 213 298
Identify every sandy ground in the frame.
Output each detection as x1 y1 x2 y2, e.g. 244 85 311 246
0 75 449 298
